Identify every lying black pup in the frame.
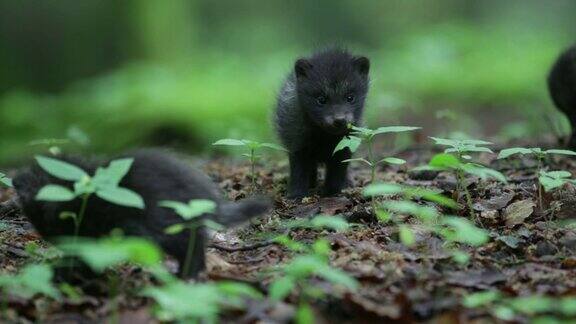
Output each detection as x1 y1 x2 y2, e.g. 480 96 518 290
13 149 270 278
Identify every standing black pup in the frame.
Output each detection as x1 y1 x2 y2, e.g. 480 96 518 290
13 149 270 278
275 48 370 198
548 45 576 148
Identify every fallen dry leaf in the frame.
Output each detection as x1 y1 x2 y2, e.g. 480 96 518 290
504 199 535 227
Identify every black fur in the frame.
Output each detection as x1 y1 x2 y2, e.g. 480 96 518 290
12 149 270 278
548 45 576 148
275 48 370 198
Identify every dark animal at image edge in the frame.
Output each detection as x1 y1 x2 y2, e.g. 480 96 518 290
275 48 370 198
12 149 271 278
548 44 576 148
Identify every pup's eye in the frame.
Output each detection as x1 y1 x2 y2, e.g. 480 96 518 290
346 94 355 103
316 96 327 105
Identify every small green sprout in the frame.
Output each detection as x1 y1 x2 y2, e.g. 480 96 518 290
498 147 576 210
418 152 506 219
143 280 262 323
58 235 163 273
463 291 576 322
363 183 487 262
213 139 287 192
538 170 576 192
270 216 357 321
159 199 220 278
334 125 421 183
0 263 60 316
34 156 144 241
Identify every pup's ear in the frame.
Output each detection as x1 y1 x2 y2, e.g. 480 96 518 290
353 56 370 75
295 59 313 79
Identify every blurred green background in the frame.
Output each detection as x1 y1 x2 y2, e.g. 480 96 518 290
1 0 575 164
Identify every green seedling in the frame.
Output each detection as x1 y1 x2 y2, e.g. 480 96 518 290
364 183 487 262
143 280 262 323
269 238 358 323
463 291 576 322
285 214 350 232
538 170 576 192
270 216 357 323
213 139 287 192
0 263 60 318
35 156 144 242
159 199 221 278
334 125 421 183
0 173 11 187
418 152 506 219
498 147 576 211
59 234 163 322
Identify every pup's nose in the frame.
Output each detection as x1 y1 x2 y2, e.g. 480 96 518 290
333 116 348 128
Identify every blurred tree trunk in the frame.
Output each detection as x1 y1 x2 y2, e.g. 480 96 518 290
131 0 197 61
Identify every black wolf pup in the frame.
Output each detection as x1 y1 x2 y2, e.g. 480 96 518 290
275 48 370 198
13 149 270 278
548 45 576 148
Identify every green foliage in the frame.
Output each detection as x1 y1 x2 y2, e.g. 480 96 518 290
440 216 489 246
213 138 286 191
498 147 576 159
35 156 144 209
430 137 493 158
335 125 420 183
0 264 60 300
364 183 457 209
143 280 262 323
538 170 576 192
58 235 163 273
160 199 219 278
0 173 12 187
498 147 576 210
463 291 576 321
285 215 350 232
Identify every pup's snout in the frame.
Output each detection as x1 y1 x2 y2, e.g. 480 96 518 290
333 116 348 128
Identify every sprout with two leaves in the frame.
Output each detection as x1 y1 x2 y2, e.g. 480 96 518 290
498 147 576 210
213 139 287 191
159 199 220 278
334 125 421 184
34 156 144 241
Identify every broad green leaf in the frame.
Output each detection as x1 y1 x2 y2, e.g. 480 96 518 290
159 201 192 218
296 303 315 324
93 158 134 188
142 282 221 322
96 187 145 209
59 236 162 272
363 183 403 197
372 126 421 135
36 185 76 201
539 175 567 192
407 187 457 209
342 158 371 166
383 200 439 222
261 143 288 152
212 139 247 146
188 200 217 219
35 156 88 181
429 153 461 169
441 217 489 246
508 296 554 315
203 219 225 231
309 215 350 232
497 147 534 159
333 136 362 154
217 281 263 301
559 297 576 316
463 164 507 183
398 225 415 246
269 276 295 301
545 149 576 156
0 264 60 299
460 139 493 146
0 173 12 187
430 137 459 146
379 157 406 165
273 235 306 252
452 250 470 264
541 170 572 178
164 223 185 235
317 265 359 290
463 290 501 308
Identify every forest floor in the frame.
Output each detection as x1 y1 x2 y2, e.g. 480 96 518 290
1 144 576 323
